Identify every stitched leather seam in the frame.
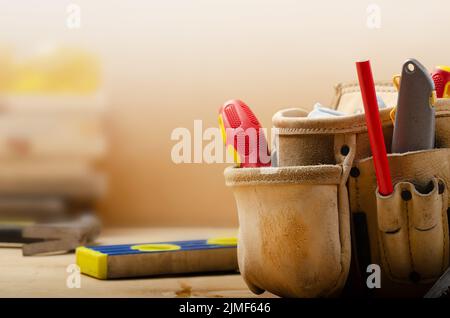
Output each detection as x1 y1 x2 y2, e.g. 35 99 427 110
378 198 407 282
378 194 399 280
341 82 392 87
326 136 356 296
225 179 340 186
406 200 415 276
341 88 396 94
277 119 392 134
379 229 395 280
340 82 392 88
277 113 450 135
326 183 346 296
339 82 394 91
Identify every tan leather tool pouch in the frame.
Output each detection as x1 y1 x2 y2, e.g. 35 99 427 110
224 82 450 297
224 164 351 298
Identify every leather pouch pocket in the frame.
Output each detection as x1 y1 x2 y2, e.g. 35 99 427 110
272 108 336 166
376 178 449 282
224 165 351 297
349 148 450 286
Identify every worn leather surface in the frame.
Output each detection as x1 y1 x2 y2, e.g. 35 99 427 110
349 150 450 296
376 178 449 282
224 165 341 186
224 165 350 297
332 81 398 114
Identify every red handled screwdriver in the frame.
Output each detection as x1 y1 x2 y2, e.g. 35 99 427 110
218 99 271 168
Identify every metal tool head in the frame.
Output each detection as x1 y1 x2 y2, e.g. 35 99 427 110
424 267 450 298
392 58 436 153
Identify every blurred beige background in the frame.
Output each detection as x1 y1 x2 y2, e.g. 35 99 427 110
0 0 449 226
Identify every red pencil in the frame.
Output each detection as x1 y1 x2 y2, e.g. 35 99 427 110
356 60 393 196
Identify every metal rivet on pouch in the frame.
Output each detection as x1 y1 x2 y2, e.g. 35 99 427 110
350 167 360 178
401 190 412 201
340 145 350 156
409 271 421 283
438 181 445 194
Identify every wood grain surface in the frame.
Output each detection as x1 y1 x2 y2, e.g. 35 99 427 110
0 227 275 298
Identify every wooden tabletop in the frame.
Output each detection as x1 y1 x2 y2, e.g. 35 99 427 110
0 227 275 298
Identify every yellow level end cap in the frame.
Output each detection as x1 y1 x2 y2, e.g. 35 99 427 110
76 247 108 280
